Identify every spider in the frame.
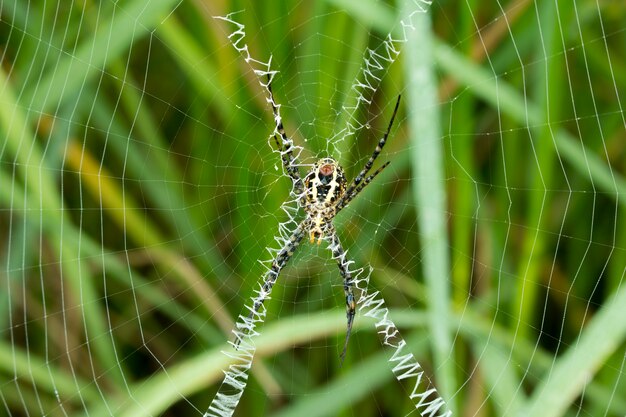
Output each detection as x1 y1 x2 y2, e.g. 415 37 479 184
238 80 401 364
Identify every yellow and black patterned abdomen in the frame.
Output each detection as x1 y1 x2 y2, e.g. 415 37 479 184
302 158 347 243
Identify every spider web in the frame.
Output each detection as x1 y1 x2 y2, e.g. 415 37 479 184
1 1 626 417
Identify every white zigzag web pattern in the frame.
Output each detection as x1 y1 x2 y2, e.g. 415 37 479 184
207 4 451 416
330 0 433 153
204 13 301 417
329 237 452 416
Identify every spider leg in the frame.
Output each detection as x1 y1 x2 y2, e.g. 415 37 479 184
336 161 390 213
234 220 307 347
337 95 400 208
328 231 356 366
267 78 303 195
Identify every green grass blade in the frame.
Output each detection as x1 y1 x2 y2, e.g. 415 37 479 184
94 310 352 417
403 5 456 407
0 66 122 378
0 341 101 405
433 39 626 208
271 334 429 417
513 0 565 340
523 283 626 417
20 0 181 116
471 337 527 416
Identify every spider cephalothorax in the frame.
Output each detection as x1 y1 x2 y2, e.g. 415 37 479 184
303 158 347 244
238 79 401 364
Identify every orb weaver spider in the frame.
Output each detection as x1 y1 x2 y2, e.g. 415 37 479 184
238 80 401 364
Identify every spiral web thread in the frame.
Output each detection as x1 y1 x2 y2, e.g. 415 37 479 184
206 5 451 417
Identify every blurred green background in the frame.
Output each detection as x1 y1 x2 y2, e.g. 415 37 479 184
1 0 626 416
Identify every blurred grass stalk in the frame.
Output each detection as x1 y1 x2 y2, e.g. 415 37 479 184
402 2 456 409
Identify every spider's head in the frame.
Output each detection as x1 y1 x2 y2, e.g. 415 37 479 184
303 158 347 244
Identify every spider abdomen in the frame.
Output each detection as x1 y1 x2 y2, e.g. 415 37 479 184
303 158 346 243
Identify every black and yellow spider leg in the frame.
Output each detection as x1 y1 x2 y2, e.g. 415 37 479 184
336 161 390 213
235 220 308 347
272 134 302 195
328 231 356 365
267 79 303 194
338 95 400 207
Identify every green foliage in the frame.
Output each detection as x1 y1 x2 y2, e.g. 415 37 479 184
1 0 625 416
